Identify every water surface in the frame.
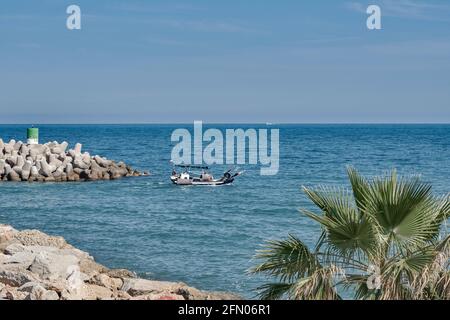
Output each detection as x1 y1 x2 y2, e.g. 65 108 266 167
0 124 448 297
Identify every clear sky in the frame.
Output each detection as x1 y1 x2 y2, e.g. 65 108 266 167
1 0 449 123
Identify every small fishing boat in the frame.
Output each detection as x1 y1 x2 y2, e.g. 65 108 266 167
170 165 243 186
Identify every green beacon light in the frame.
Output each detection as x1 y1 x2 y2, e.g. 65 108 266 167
27 127 39 145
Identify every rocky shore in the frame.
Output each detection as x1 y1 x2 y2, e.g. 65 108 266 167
0 225 240 300
0 139 148 182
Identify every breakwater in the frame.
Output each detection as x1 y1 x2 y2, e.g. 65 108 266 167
0 139 148 182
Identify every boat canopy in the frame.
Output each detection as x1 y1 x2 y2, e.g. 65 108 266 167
174 164 209 170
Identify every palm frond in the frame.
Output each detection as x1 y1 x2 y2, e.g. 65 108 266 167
255 283 295 300
300 193 379 258
347 166 371 214
291 265 343 300
359 172 441 250
250 235 320 283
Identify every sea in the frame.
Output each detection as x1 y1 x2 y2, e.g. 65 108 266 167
0 124 448 298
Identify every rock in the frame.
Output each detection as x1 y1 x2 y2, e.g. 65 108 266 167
74 143 82 154
19 282 60 300
16 156 25 168
20 144 29 156
3 243 26 255
174 285 242 300
3 251 36 269
53 166 64 178
121 278 180 297
12 230 68 248
131 292 185 300
111 277 123 290
18 281 43 293
0 225 17 244
65 163 73 175
88 273 122 291
29 251 80 281
0 254 8 264
79 170 90 180
41 289 60 300
60 142 69 152
94 156 112 168
48 154 63 168
0 286 28 300
79 258 107 277
3 163 12 176
117 291 132 300
106 269 137 279
0 159 5 176
89 273 117 290
4 143 14 154
7 170 21 182
39 159 53 177
81 153 91 164
83 284 114 300
0 265 39 287
21 161 32 180
73 158 89 170
30 165 39 175
13 141 22 151
12 165 23 175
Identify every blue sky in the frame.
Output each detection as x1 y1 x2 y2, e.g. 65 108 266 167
1 0 449 123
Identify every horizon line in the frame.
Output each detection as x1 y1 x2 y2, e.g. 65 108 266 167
0 122 449 125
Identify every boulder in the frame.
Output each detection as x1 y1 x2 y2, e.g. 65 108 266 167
0 265 39 287
120 278 180 297
20 144 29 156
3 243 26 255
13 141 23 151
94 156 112 168
39 159 53 177
4 163 12 176
0 225 17 243
81 153 91 165
83 284 114 300
11 230 68 248
65 163 73 175
19 282 60 300
106 269 137 279
0 159 5 176
7 170 21 182
73 158 89 170
0 286 28 300
53 167 64 179
21 161 32 180
74 143 82 155
16 155 25 168
3 251 36 269
3 143 14 154
89 273 120 290
30 166 39 178
29 251 80 281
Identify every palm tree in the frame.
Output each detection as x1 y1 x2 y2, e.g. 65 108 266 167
251 167 449 300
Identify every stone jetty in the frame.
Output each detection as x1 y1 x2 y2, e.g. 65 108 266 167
0 139 148 182
0 224 241 300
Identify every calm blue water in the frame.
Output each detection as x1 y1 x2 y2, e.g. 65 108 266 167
0 124 449 297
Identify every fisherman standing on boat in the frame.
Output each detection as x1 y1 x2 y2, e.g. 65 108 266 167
200 170 213 182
